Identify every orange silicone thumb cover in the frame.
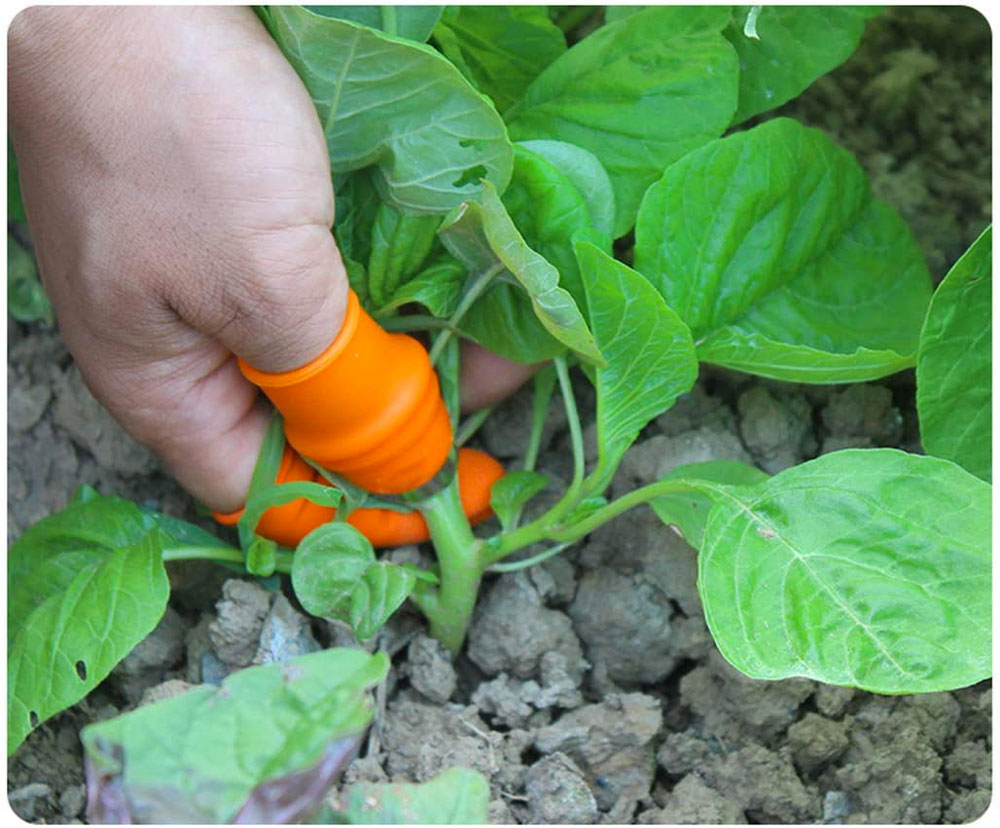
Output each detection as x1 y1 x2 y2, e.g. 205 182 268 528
213 446 505 550
238 289 452 495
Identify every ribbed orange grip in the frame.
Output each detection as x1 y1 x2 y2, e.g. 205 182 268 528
213 446 504 549
238 289 452 494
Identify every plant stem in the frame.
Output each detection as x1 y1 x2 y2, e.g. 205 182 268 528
487 542 571 573
456 407 492 447
161 545 243 565
417 479 483 654
484 477 710 565
161 544 295 574
428 263 504 365
554 358 585 497
378 314 461 334
523 365 556 473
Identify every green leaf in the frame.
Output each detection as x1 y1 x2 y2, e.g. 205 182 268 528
333 169 381 266
343 766 490 824
8 495 171 754
344 255 371 310
269 7 512 214
508 6 739 237
8 233 53 325
304 5 443 41
634 118 932 383
378 256 466 318
916 225 992 482
603 6 644 24
504 144 611 306
134 505 234 551
238 481 342 551
82 648 388 823
440 181 603 364
490 471 550 531
244 412 286 509
575 240 698 483
432 6 566 114
8 139 27 223
516 139 616 239
699 449 991 694
349 562 418 640
726 6 877 124
367 202 442 307
291 523 376 621
650 460 768 548
459 283 566 364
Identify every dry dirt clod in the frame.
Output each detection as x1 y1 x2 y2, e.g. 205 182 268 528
111 607 189 704
405 634 457 704
253 593 321 665
52 363 158 477
525 752 598 824
569 567 677 686
787 713 850 775
737 385 816 473
534 693 662 813
638 774 745 825
208 579 273 668
466 572 586 682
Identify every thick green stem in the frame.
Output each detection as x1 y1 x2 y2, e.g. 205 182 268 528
418 479 483 654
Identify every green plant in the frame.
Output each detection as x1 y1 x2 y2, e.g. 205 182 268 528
8 5 991 822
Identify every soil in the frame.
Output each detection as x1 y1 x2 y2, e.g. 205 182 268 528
7 7 992 825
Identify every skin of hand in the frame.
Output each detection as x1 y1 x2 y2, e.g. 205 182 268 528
9 6 534 513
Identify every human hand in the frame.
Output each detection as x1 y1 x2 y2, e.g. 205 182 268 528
9 6 533 512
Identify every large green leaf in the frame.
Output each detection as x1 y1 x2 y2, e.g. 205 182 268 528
916 225 992 482
699 449 991 694
269 7 512 214
725 6 878 124
304 5 442 42
516 139 616 238
432 6 566 114
504 144 611 306
575 240 698 483
343 767 490 824
440 181 602 364
82 648 388 823
367 202 441 307
508 5 738 236
650 460 768 549
634 118 932 383
8 496 171 754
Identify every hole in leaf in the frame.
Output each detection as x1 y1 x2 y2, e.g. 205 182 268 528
458 138 484 151
75 660 87 681
452 165 488 189
29 711 39 728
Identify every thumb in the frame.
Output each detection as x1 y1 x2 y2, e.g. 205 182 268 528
186 225 351 374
